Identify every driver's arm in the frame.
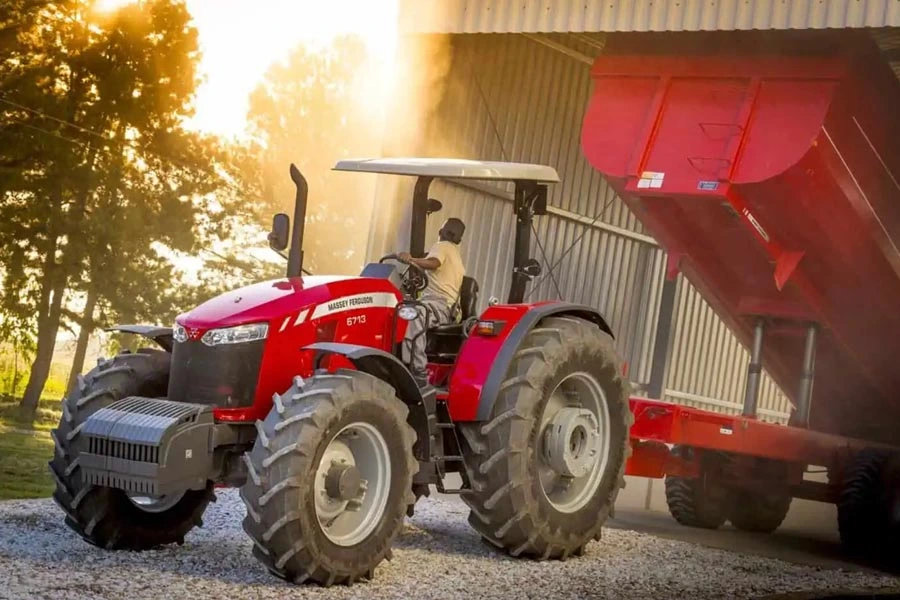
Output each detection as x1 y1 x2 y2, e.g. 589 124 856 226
398 252 441 271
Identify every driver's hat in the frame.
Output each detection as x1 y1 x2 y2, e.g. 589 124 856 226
439 218 465 244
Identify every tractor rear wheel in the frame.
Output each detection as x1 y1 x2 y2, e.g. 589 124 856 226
49 350 214 550
240 369 417 586
458 316 631 559
664 446 729 530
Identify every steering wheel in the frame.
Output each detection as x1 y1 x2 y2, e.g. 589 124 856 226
379 254 429 296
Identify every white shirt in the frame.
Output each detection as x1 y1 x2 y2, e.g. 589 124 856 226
421 240 465 309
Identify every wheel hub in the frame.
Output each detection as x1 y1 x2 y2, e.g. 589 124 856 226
542 408 601 478
313 423 391 547
325 462 363 502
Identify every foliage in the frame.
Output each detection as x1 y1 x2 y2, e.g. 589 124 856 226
243 35 382 276
0 0 259 417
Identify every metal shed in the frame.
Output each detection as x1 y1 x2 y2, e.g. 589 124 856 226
364 0 900 423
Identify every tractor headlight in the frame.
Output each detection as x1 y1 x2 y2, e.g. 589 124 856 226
397 306 419 321
201 323 269 347
173 323 188 343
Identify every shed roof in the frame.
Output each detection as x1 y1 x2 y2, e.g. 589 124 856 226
399 0 900 34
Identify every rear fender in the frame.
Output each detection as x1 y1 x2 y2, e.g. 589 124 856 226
105 325 174 353
447 303 614 422
303 342 433 461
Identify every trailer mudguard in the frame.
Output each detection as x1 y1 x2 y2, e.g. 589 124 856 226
449 302 614 422
303 342 434 461
105 324 174 352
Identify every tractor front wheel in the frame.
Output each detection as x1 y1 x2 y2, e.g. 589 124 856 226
49 350 214 550
240 369 417 586
458 316 631 559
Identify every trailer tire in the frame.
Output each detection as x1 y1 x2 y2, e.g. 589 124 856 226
665 446 728 530
240 370 417 586
49 351 214 550
728 492 791 533
837 448 900 558
458 316 631 559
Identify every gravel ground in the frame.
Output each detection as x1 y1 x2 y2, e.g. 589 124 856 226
1 490 898 600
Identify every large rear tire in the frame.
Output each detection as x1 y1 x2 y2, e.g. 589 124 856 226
664 446 729 530
458 316 631 559
48 351 214 550
240 370 417 586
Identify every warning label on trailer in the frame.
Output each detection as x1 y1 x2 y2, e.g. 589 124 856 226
310 292 398 320
637 171 665 189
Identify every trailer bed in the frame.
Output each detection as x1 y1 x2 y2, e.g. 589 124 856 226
581 35 900 446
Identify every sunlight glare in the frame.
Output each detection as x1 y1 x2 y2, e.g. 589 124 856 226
183 0 400 138
93 0 140 13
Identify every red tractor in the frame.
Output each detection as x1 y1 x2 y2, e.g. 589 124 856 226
49 158 631 585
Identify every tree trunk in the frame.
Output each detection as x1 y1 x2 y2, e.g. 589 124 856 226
19 145 98 420
65 287 97 398
19 281 65 419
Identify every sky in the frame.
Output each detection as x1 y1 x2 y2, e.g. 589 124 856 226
96 0 400 137
181 0 400 138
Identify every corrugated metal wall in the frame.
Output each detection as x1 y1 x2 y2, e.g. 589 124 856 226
368 33 792 422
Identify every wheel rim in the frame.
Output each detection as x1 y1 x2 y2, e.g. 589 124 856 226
126 491 185 513
313 421 391 547
537 371 610 513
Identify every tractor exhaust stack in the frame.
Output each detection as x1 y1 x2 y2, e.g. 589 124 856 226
287 163 308 278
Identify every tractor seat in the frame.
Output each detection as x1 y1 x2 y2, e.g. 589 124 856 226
430 276 479 335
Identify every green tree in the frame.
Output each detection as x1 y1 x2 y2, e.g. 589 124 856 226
0 0 251 419
244 36 383 277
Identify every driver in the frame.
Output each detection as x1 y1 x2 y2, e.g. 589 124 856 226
398 217 466 386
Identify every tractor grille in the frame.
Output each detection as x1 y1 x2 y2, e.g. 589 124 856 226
88 438 159 463
168 339 264 408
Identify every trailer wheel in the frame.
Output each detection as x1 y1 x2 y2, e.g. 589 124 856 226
48 351 214 550
665 446 729 530
458 316 631 559
728 492 791 533
838 448 900 558
240 370 417 586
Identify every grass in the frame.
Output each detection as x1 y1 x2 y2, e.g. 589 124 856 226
0 397 62 500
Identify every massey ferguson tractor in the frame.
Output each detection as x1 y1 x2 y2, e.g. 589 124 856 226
49 158 631 586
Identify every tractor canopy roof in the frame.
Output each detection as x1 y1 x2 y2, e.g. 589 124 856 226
333 157 560 183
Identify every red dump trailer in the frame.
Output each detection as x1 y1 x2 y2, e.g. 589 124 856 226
582 35 900 555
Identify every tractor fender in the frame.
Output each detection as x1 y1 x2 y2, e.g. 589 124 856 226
105 324 174 353
473 303 614 421
302 342 433 461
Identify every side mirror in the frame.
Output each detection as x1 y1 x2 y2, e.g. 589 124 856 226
426 198 443 215
521 258 542 278
268 213 290 252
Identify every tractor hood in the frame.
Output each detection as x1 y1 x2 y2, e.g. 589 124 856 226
177 275 353 330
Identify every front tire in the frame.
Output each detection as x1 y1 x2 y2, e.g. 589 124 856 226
240 370 417 586
458 316 631 559
49 351 213 550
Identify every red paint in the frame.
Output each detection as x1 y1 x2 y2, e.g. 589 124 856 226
581 46 900 442
445 303 546 422
626 397 890 476
176 276 403 422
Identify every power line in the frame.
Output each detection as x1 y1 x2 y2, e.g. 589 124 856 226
7 118 91 149
0 96 109 141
